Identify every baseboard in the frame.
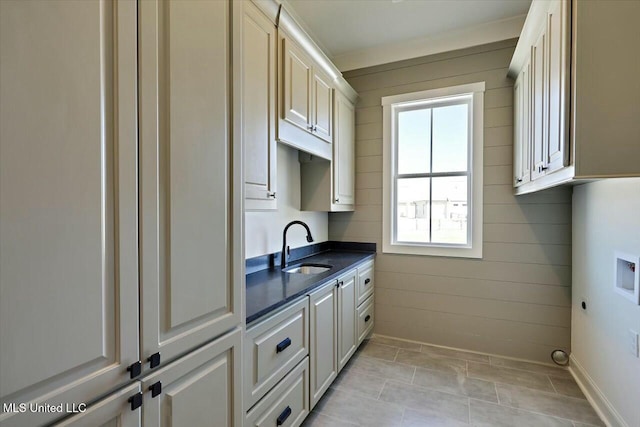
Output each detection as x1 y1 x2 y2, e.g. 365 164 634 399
569 355 628 427
371 333 565 369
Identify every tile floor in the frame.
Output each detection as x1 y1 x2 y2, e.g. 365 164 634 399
302 335 603 427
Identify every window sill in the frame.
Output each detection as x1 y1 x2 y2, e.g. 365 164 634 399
382 242 482 259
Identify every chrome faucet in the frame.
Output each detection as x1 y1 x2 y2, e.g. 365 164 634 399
281 220 314 269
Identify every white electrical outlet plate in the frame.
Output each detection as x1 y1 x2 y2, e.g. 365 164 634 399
629 330 639 358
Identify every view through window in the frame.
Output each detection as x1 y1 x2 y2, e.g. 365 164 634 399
382 83 484 258
396 101 470 245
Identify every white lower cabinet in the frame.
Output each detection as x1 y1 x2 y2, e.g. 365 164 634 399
337 270 358 372
53 383 141 427
244 259 375 425
357 295 375 345
245 358 310 427
356 260 375 307
308 282 338 408
140 328 242 427
244 298 309 409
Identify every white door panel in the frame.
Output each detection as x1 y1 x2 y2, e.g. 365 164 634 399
0 2 138 425
139 0 239 369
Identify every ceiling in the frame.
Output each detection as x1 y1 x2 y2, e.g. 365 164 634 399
284 0 532 71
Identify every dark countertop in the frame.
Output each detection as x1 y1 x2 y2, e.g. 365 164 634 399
246 249 375 324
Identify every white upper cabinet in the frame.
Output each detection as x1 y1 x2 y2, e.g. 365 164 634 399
300 89 356 212
513 58 531 187
312 67 334 143
139 0 240 370
282 35 314 133
0 1 139 425
510 0 640 194
333 91 356 207
278 31 334 160
530 26 547 182
242 1 278 210
545 0 568 174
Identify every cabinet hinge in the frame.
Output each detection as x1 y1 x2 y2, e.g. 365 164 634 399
127 361 142 379
148 352 161 369
128 392 143 411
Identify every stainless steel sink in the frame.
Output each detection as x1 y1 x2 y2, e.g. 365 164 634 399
283 263 332 275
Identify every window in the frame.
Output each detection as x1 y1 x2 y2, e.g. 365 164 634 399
382 83 484 258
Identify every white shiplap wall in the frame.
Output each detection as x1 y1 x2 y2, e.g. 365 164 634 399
329 39 572 363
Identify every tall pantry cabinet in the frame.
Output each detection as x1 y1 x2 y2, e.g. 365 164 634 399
0 1 242 426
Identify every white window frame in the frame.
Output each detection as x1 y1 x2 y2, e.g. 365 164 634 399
382 82 484 258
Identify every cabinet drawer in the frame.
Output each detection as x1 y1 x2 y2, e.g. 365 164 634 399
245 298 309 409
356 260 374 306
245 357 310 427
357 295 374 345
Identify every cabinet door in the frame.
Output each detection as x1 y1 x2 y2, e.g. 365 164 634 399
53 384 141 427
514 59 532 187
333 92 356 206
514 69 524 185
141 329 241 427
243 1 277 210
337 271 358 372
522 59 532 184
308 282 338 409
546 0 569 173
282 36 313 131
312 68 334 143
0 2 138 426
139 0 240 370
531 27 547 180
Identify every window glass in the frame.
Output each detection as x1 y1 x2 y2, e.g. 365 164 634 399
431 176 468 244
432 104 468 173
396 178 430 243
394 101 470 245
397 109 430 174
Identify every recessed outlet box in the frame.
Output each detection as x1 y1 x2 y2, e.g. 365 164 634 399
614 252 639 304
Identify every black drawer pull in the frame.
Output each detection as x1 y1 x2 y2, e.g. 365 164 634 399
276 406 292 425
276 337 291 353
364 278 371 285
365 315 371 322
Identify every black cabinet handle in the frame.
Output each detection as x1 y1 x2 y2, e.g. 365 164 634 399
127 361 142 379
364 278 371 285
277 406 292 425
148 352 161 369
128 392 143 411
149 381 162 398
365 315 371 322
276 337 291 353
